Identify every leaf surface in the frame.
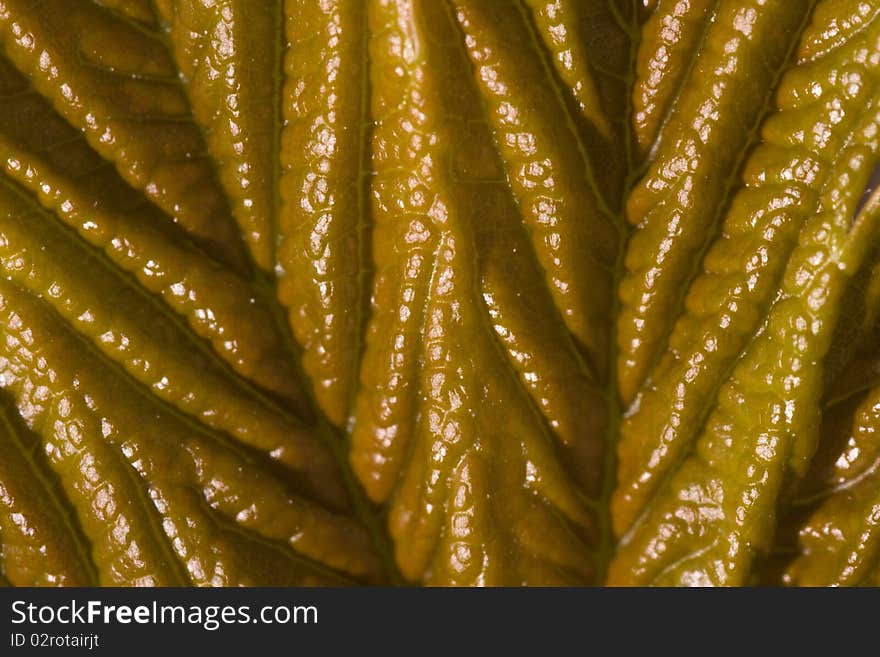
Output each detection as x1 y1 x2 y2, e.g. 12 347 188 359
1 0 880 587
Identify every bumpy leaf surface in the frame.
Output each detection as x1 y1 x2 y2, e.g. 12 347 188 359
0 0 879 587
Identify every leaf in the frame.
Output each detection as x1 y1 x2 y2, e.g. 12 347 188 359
0 274 384 584
275 0 370 426
609 1 880 585
154 0 281 272
781 189 880 586
0 2 387 585
0 391 96 585
0 0 247 269
617 0 818 404
2 0 880 588
786 382 880 586
0 53 310 417
613 0 880 537
452 0 622 378
350 0 597 585
632 0 716 158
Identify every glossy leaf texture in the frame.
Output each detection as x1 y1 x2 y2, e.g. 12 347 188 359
0 0 879 587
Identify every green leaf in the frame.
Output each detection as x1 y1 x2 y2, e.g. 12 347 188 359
350 0 597 584
154 0 282 272
613 0 880 539
0 0 247 269
275 0 370 426
0 391 96 585
1 0 880 588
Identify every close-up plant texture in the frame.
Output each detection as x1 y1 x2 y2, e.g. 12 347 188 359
0 0 879 587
